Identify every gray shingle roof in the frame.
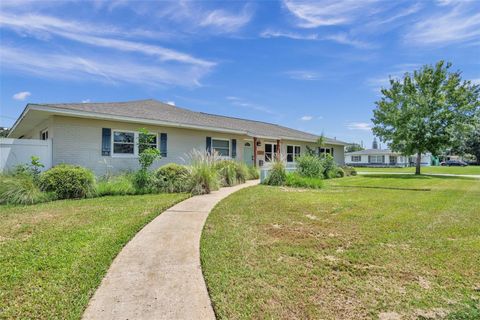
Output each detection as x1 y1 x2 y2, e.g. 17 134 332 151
29 99 347 144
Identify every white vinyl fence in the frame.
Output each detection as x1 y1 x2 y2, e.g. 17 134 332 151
0 138 52 173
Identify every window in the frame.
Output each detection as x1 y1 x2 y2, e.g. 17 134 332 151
319 147 333 155
113 131 135 155
351 155 361 162
286 145 301 162
40 129 48 140
265 143 277 162
212 139 230 157
370 155 384 163
389 155 396 164
139 133 158 154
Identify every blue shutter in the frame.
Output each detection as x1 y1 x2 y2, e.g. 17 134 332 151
231 139 237 158
102 128 111 156
206 137 212 154
160 133 167 157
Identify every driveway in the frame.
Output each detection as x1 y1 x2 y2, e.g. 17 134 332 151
83 180 259 320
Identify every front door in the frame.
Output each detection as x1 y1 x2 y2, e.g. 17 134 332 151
243 142 253 166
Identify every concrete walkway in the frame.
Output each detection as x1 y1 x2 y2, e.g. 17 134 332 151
358 171 480 179
83 180 259 320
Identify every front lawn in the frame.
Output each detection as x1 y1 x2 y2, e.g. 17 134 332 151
354 166 480 175
201 175 480 319
0 193 188 319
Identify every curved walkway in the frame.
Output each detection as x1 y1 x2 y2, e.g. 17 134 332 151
83 180 259 320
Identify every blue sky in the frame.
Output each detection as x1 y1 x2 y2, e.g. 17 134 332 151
1 0 479 145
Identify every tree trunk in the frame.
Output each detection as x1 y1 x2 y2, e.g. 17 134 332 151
415 152 421 175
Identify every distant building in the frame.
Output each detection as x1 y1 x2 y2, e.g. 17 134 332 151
345 149 432 167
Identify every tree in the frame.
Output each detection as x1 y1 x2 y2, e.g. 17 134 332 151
345 143 364 153
451 120 480 164
306 133 326 156
133 128 161 190
0 127 9 137
372 61 479 174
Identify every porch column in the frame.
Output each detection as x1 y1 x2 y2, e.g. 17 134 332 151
276 139 281 160
253 137 258 167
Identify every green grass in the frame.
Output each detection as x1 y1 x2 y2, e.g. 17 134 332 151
285 173 323 189
201 175 480 319
0 193 188 319
354 166 480 175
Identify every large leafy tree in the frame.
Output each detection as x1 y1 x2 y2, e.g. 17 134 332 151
372 61 479 174
345 143 364 153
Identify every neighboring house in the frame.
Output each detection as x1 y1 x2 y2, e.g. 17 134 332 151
345 149 432 167
5 99 347 175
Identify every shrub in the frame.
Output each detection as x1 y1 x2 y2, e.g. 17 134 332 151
216 160 238 187
247 165 259 180
336 167 345 178
342 166 357 176
321 154 338 179
187 150 219 195
0 174 54 205
12 156 45 183
235 162 249 184
40 164 95 199
285 173 323 189
264 160 286 186
296 154 324 178
96 174 136 196
133 169 155 193
154 163 191 193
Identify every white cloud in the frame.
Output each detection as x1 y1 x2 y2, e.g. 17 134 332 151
471 78 480 85
300 115 313 121
285 70 320 81
0 13 214 68
225 96 279 116
166 101 175 106
82 99 90 103
283 0 380 28
260 29 371 48
13 91 31 100
1 46 209 87
200 7 253 32
405 3 480 46
156 2 254 34
346 122 372 131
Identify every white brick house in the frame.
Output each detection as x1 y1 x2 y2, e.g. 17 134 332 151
5 99 347 175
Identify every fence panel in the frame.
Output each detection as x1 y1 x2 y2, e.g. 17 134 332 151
0 138 52 173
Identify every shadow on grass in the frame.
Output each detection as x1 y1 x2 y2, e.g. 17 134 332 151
361 174 478 180
333 185 431 192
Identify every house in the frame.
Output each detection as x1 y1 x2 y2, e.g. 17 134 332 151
5 99 347 175
345 149 432 167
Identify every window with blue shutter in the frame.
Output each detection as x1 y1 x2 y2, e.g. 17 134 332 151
102 128 111 156
160 133 167 157
206 137 212 154
231 139 237 158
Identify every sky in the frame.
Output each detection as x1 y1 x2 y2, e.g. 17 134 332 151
1 0 479 146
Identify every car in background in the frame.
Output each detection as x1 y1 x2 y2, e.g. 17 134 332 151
440 160 468 166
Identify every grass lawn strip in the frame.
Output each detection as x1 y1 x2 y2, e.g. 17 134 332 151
0 193 188 319
354 166 480 175
201 175 480 319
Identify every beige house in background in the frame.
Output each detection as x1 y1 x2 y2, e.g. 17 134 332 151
6 99 346 175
